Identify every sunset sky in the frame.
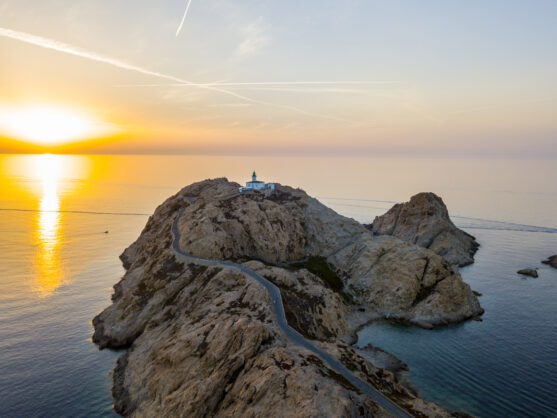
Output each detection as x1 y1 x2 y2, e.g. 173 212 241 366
1 0 556 157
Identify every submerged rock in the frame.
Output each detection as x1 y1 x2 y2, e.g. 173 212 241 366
517 268 539 278
370 193 479 267
93 178 482 417
541 255 557 269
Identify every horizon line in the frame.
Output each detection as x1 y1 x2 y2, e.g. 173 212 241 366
1 150 556 160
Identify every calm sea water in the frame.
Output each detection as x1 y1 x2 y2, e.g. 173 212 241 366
0 154 556 417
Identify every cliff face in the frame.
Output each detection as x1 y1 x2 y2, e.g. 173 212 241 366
370 193 480 267
93 179 482 417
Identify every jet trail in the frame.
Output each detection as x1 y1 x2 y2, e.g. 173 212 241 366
176 0 193 37
115 81 398 88
0 27 204 88
0 26 352 122
208 81 398 87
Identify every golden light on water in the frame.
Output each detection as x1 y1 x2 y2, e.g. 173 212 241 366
0 104 119 145
1 154 91 295
35 154 63 295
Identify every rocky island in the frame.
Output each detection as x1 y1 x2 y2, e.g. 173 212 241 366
93 179 483 417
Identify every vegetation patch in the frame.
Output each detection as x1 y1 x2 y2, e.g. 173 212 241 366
288 256 352 303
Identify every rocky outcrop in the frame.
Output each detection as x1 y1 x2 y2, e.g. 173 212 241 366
244 261 347 341
370 193 479 267
329 235 483 329
542 255 557 269
175 182 365 264
517 268 538 278
98 261 387 417
93 179 483 417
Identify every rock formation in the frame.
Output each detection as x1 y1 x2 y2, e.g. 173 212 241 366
517 268 538 278
542 255 557 269
93 179 483 417
370 193 479 267
329 235 483 329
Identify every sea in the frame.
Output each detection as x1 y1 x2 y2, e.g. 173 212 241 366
0 154 556 417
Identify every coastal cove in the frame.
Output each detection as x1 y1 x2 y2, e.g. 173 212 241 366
1 154 556 417
357 227 557 417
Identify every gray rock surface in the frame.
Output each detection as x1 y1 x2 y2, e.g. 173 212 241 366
542 255 557 269
329 235 483 329
517 268 538 278
93 179 482 417
370 193 479 267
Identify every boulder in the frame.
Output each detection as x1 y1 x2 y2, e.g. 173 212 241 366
370 192 479 267
541 255 557 269
517 268 538 278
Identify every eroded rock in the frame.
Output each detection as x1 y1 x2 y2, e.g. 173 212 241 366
370 193 479 267
542 255 557 269
329 235 484 328
517 268 538 278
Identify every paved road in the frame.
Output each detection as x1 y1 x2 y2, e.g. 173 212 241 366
171 205 411 418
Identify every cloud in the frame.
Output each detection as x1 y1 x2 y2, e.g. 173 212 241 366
234 17 269 58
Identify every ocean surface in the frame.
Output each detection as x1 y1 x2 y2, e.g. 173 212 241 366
0 154 556 417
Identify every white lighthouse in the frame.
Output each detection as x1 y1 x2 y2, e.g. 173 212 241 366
239 171 275 193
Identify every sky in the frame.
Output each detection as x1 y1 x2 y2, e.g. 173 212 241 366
0 0 556 157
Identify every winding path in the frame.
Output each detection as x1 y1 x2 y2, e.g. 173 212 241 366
171 204 411 418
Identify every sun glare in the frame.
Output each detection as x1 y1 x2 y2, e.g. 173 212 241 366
36 154 63 295
1 154 91 295
0 104 118 145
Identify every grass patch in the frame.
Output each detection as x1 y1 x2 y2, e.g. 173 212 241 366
289 256 353 303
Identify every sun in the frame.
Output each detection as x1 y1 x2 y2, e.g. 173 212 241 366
0 103 118 145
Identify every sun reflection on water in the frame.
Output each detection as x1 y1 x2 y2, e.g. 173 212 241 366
35 154 63 295
0 154 91 296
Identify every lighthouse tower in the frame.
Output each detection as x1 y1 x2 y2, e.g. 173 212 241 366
239 171 275 193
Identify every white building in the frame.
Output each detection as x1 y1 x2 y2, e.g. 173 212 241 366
239 171 275 193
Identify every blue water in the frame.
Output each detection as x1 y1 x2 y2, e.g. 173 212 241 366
0 211 144 417
1 155 556 417
357 229 557 417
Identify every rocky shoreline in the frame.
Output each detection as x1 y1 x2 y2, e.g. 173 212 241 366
93 179 482 417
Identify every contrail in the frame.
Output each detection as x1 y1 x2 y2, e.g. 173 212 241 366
0 26 351 122
176 0 193 37
115 81 398 88
210 81 398 86
0 27 224 93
